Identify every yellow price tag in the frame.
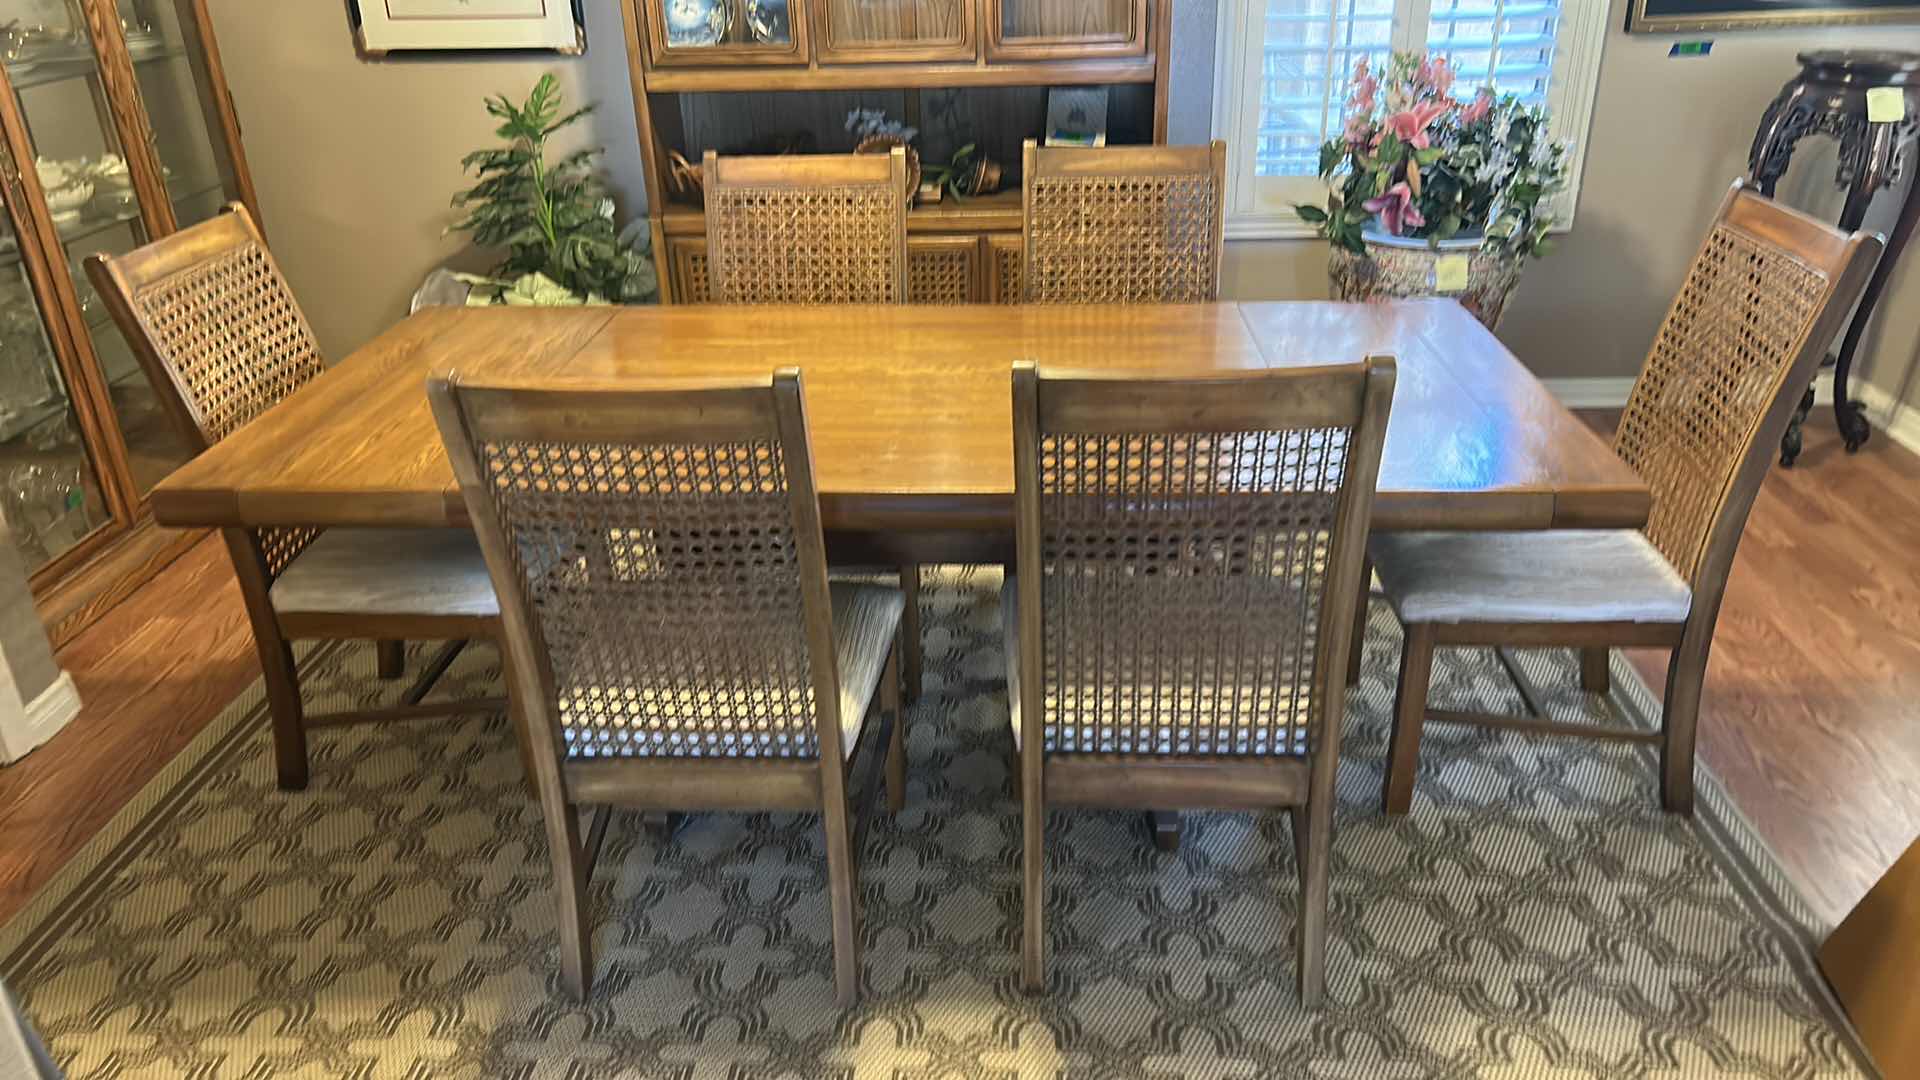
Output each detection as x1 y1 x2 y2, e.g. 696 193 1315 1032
1868 87 1906 124
1434 254 1471 293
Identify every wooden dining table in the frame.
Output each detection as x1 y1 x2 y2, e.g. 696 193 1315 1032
148 300 1652 555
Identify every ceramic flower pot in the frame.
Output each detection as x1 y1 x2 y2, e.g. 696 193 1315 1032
1328 229 1524 330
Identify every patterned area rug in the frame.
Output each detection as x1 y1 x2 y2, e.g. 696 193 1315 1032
2 568 1872 1078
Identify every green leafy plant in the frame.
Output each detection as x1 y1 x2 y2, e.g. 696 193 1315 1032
922 142 980 201
451 74 657 304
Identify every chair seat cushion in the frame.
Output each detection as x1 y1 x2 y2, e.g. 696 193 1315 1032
830 582 907 758
270 528 497 621
1369 529 1692 626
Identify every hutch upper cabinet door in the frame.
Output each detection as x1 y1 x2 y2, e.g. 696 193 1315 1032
0 139 115 575
120 0 256 231
0 0 195 504
815 0 975 64
986 0 1147 60
644 0 811 66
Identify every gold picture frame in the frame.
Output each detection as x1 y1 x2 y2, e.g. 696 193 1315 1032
1625 0 1920 33
348 0 587 58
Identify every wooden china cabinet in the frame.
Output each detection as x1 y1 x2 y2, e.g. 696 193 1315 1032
619 0 1173 304
0 0 255 642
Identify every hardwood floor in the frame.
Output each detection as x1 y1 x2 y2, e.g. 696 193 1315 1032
0 417 1915 931
0 536 255 924
1583 410 1920 927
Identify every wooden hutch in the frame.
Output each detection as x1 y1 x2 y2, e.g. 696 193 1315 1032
616 0 1175 304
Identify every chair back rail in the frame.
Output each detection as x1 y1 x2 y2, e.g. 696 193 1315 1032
1615 180 1884 614
427 370 849 792
702 148 909 304
1011 359 1395 770
1020 140 1228 304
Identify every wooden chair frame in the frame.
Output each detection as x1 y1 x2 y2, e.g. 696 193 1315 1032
85 204 502 792
428 369 905 1006
702 147 910 304
1011 357 1397 1005
1372 180 1885 817
1020 139 1228 303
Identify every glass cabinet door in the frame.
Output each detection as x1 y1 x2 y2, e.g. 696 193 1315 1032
2 0 194 501
646 0 809 66
817 0 974 62
117 0 244 230
988 0 1146 58
0 145 112 573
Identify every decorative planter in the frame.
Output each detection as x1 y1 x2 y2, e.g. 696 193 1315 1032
1328 229 1524 330
853 135 921 203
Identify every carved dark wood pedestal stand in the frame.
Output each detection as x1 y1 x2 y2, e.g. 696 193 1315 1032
1748 50 1920 466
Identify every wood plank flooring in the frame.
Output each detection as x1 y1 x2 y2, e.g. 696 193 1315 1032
0 414 1914 930
1584 411 1920 927
0 536 255 924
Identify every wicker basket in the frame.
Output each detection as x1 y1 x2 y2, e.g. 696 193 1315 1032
854 135 921 203
1328 230 1524 330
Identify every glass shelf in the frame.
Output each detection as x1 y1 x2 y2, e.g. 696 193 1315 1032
5 44 187 92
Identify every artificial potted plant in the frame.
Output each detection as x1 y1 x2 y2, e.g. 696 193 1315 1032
446 74 658 307
1297 53 1569 329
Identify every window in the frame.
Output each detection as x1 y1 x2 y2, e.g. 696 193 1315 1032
1212 0 1607 238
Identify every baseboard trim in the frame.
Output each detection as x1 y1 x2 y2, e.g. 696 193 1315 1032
1544 374 1920 457
2 671 80 764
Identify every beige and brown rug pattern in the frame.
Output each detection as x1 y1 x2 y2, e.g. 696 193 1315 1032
0 568 1872 1078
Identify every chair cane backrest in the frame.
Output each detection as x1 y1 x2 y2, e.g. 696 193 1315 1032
1020 140 1228 304
84 203 324 456
702 149 910 305
85 203 326 582
1011 359 1396 763
1613 181 1883 590
429 371 849 773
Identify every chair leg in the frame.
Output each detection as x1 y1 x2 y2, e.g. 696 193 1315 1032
503 645 541 791
822 789 862 1007
1347 556 1372 687
1383 622 1436 815
1021 795 1046 992
544 802 593 1000
1660 644 1704 816
1293 799 1331 1006
376 639 406 680
257 636 310 792
1580 647 1610 694
884 643 906 813
899 564 922 705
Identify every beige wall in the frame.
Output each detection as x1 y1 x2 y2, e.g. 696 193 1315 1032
1215 5 1920 411
204 0 644 358
208 0 1920 413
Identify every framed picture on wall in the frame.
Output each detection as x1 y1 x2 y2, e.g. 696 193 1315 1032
1626 0 1919 32
348 0 587 57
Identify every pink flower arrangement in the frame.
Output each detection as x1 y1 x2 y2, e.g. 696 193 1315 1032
1295 50 1570 260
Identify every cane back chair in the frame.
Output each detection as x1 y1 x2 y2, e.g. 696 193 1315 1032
85 204 502 792
702 145 924 707
1367 180 1883 817
702 147 909 305
1020 139 1228 304
427 369 908 1005
1007 357 1397 1004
